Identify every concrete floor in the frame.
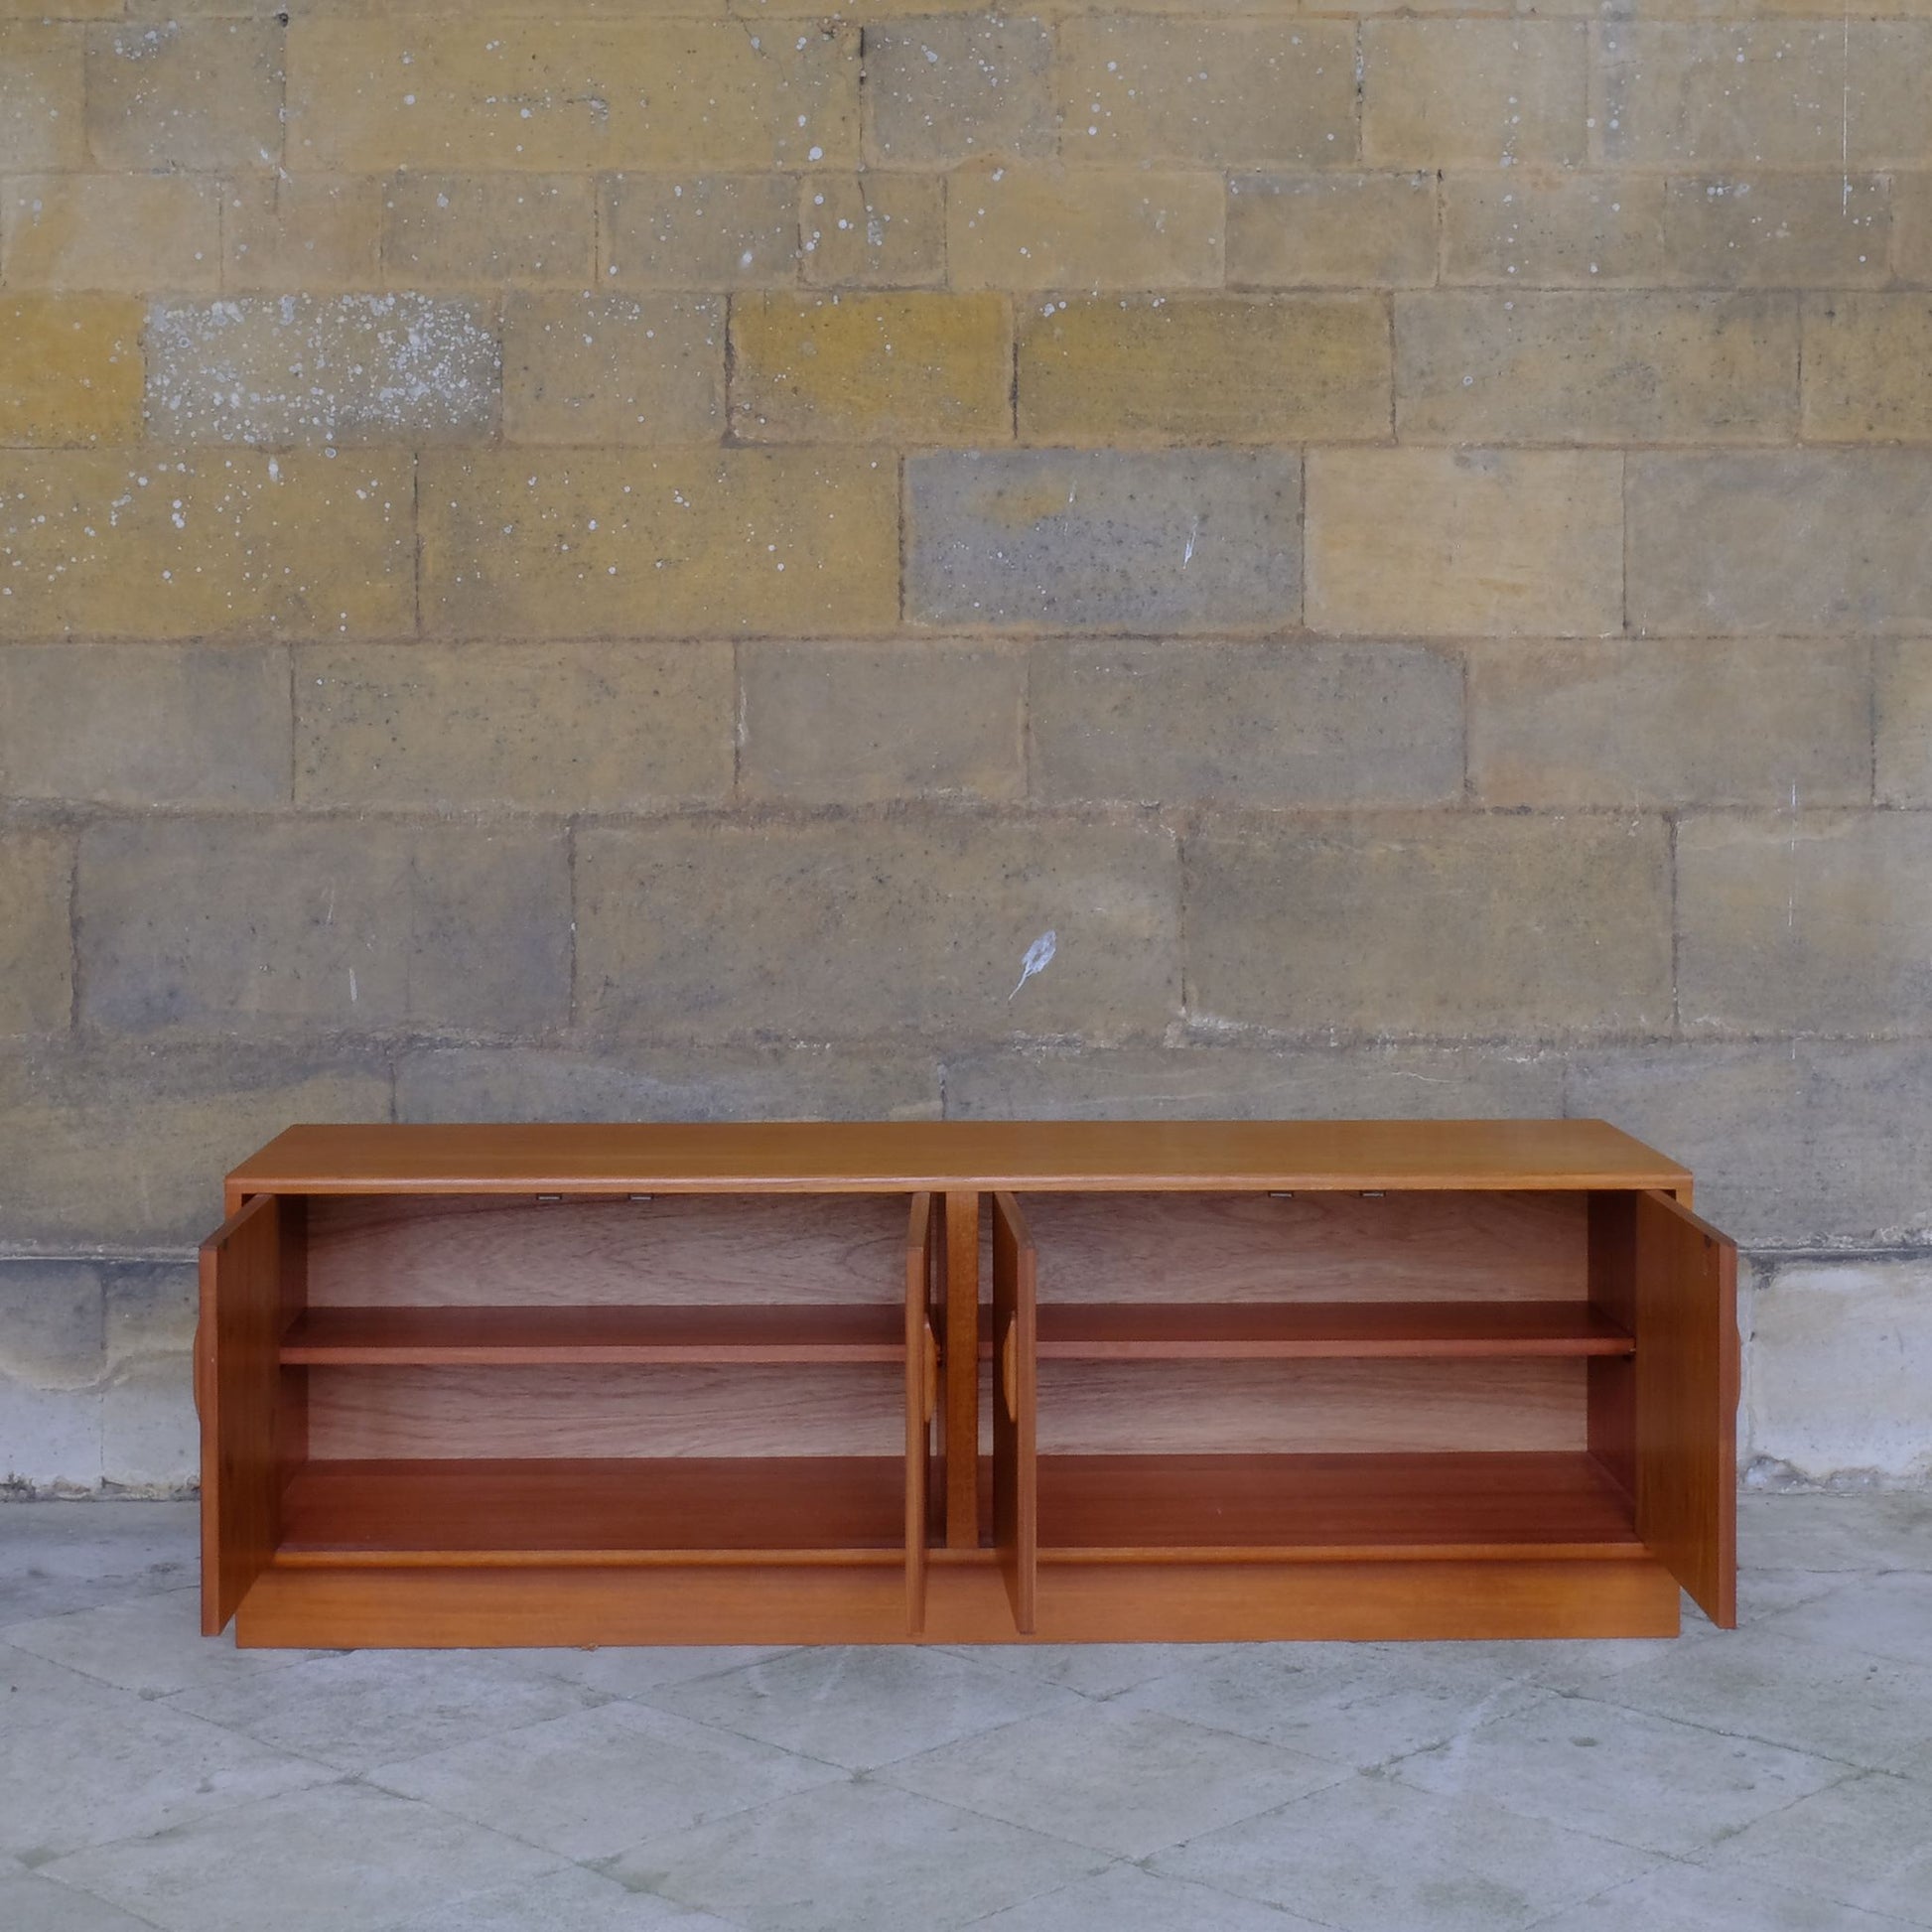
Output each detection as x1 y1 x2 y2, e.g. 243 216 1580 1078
2 1499 1930 1931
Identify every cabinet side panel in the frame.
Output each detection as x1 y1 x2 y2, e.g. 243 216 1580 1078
1634 1190 1738 1628
992 1192 1037 1633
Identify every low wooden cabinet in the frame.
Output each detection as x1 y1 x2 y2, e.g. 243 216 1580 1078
199 1121 1737 1647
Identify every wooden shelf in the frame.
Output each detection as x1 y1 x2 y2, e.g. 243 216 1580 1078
278 1456 908 1564
1036 1451 1643 1562
281 1304 907 1367
979 1300 1633 1362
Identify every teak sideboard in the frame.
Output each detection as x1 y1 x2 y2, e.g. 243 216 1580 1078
198 1120 1737 1648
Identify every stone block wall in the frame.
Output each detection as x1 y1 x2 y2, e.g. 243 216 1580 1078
1 3 1928 1490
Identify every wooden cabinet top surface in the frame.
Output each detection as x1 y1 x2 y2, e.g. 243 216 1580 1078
229 1118 1689 1195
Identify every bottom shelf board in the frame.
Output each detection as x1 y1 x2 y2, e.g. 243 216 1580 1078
279 1456 908 1565
1035 1452 1643 1563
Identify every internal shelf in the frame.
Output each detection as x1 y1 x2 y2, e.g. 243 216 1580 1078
980 1300 1632 1362
282 1304 907 1366
1036 1451 1642 1562
278 1456 908 1564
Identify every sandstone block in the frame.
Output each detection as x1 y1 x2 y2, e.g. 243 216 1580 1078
1031 639 1461 808
0 24 85 172
1663 175 1888 288
906 449 1300 632
602 174 800 288
1442 174 1667 287
1627 452 1932 634
948 164 1224 291
420 448 898 638
865 15 1054 165
1678 812 1932 1035
1058 18 1357 168
1898 176 1932 283
731 293 1012 443
78 818 571 1036
222 177 383 293
144 296 498 445
1365 21 1587 169
0 643 290 806
295 641 734 811
737 640 1026 802
0 295 142 447
0 451 414 639
1187 810 1671 1038
1018 296 1391 445
577 817 1180 1043
1802 296 1932 441
1228 174 1438 289
801 175 945 288
1307 449 1622 637
85 19 283 171
1876 641 1932 806
380 175 595 285
0 833 71 1035
1469 639 1871 808
2 177 220 293
1397 291 1798 443
501 293 724 445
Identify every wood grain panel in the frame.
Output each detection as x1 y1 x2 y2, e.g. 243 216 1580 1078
905 1192 932 1632
308 1364 903 1458
992 1191 1037 1632
1019 1190 1587 1304
943 1189 982 1549
199 1194 284 1635
1635 1189 1738 1628
307 1192 910 1309
1034 1359 1586 1455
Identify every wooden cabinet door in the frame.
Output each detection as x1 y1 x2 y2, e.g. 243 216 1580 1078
991 1191 1037 1634
198 1193 285 1635
905 1193 938 1634
1635 1190 1738 1628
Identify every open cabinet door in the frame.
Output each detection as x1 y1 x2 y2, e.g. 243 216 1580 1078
1635 1190 1738 1628
991 1191 1037 1634
199 1193 285 1635
905 1193 937 1634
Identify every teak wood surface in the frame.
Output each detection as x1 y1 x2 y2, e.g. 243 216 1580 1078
201 1118 1736 1647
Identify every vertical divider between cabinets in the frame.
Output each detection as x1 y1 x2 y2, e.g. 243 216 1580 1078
991 1191 1037 1634
904 1192 934 1634
943 1189 982 1549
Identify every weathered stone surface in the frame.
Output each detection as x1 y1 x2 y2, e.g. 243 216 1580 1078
1749 1259 1932 1485
1802 296 1932 441
948 164 1224 290
85 19 283 172
1397 292 1797 443
1031 639 1462 808
738 641 1026 802
1627 452 1932 635
287 20 859 170
420 449 899 638
0 23 85 172
577 817 1180 1043
0 1264 102 1393
1058 19 1357 167
906 450 1301 633
0 451 414 639
0 1040 391 1252
1678 812 1932 1035
602 174 800 287
295 641 734 811
501 294 724 444
397 1045 943 1125
1307 450 1623 638
1898 175 1932 284
1 177 220 292
1876 642 1932 806
943 1042 1567 1122
1364 21 1587 168
77 819 571 1036
144 296 499 445
1568 1042 1932 1249
379 175 595 285
1019 296 1392 445
223 176 383 293
1228 174 1438 289
802 175 944 288
104 1264 197 1369
0 833 71 1036
732 293 1012 444
0 644 290 807
865 15 1054 165
102 1357 195 1490
1468 639 1871 808
1187 812 1671 1038
1442 173 1668 287
0 296 142 448
1663 175 1889 289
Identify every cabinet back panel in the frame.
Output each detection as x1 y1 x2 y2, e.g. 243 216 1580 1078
306 1194 910 1309
1022 1191 1586 1303
1035 1360 1585 1455
307 1364 902 1458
